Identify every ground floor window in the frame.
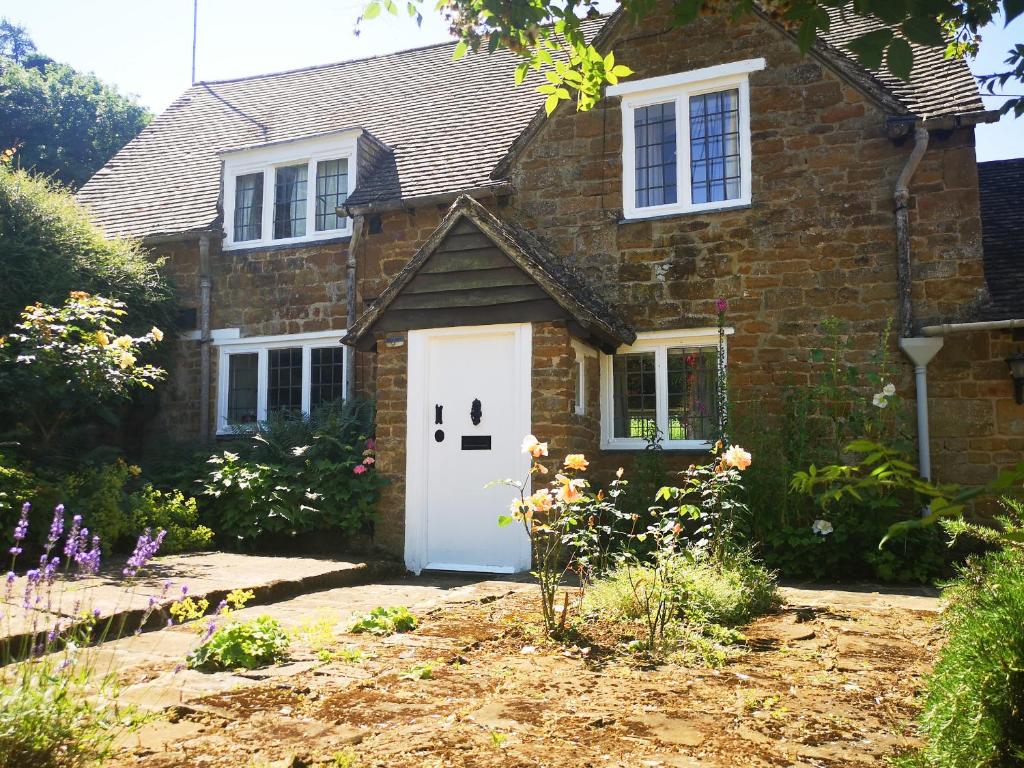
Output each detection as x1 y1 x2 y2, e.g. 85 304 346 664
600 328 728 450
215 330 346 434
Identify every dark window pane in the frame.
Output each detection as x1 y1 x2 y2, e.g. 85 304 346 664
274 164 307 239
612 352 657 439
268 347 303 414
227 353 259 425
310 346 345 409
666 346 718 441
689 89 741 205
233 173 263 241
634 101 677 209
315 159 349 232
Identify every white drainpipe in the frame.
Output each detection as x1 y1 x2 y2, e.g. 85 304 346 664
898 337 944 480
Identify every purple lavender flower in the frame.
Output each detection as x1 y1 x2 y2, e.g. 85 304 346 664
22 568 41 609
201 618 217 642
43 555 60 584
45 504 65 552
75 535 101 576
64 515 83 560
181 585 188 596
216 599 227 614
93 607 101 618
123 528 167 577
10 502 29 556
4 570 14 601
715 297 729 314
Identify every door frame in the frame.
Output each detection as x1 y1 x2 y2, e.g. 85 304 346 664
404 323 533 574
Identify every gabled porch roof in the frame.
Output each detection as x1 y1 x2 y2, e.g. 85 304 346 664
342 195 635 352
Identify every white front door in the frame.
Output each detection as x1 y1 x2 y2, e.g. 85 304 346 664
405 324 532 574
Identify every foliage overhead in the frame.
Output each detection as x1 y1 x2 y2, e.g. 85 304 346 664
0 18 151 188
361 0 1024 117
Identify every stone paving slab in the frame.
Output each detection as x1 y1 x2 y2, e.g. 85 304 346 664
778 583 940 613
2 552 403 651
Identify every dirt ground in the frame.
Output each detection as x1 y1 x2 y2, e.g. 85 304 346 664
109 587 940 768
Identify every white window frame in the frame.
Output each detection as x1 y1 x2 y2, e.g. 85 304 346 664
214 329 347 435
221 130 359 250
609 58 765 221
600 328 733 451
571 339 597 416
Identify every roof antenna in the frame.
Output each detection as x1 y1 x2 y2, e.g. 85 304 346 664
191 0 199 85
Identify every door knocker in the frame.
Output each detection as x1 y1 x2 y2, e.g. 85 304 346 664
435 404 443 425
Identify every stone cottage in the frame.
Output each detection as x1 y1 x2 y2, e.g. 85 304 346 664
78 7 1021 572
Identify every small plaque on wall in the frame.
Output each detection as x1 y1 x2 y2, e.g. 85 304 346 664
384 335 405 348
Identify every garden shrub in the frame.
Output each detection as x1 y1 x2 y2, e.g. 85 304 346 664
201 400 385 547
904 547 1024 768
127 485 213 554
187 616 291 671
349 606 417 636
734 316 951 583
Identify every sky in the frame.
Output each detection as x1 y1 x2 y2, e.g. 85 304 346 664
3 0 1022 161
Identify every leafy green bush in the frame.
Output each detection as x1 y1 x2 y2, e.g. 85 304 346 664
127 485 213 555
904 548 1024 767
187 616 290 671
201 400 385 547
585 548 777 629
50 459 138 551
349 606 417 636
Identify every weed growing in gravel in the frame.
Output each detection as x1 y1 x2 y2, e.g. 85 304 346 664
349 605 417 635
187 615 290 671
400 660 436 680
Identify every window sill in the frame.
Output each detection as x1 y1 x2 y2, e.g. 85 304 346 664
221 233 351 255
619 201 752 224
600 440 713 452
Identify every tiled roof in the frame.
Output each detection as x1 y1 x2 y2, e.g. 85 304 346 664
78 12 984 241
817 9 984 118
978 158 1024 320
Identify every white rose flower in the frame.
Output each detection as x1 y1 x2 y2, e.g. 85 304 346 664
812 519 834 536
872 393 888 409
882 383 896 397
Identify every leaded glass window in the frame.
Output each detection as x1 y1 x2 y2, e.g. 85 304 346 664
310 346 345 409
267 347 303 414
273 164 307 239
233 172 263 242
667 346 718 441
227 353 259 425
689 89 741 205
633 102 677 209
315 159 349 232
612 352 657 439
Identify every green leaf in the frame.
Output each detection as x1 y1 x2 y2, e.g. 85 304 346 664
497 515 514 528
901 16 945 46
847 28 894 70
452 40 469 61
362 1 381 20
887 37 914 80
544 93 560 115
514 62 529 86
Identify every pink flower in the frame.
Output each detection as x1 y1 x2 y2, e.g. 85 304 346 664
715 297 729 313
353 464 367 475
363 456 375 465
365 438 377 451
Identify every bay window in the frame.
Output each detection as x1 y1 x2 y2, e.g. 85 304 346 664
216 330 347 434
600 328 730 450
608 58 764 220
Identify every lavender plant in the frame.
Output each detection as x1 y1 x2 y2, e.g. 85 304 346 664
0 502 194 768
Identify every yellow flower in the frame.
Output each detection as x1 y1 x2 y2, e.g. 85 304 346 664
69 291 90 300
96 331 109 347
520 434 548 458
112 335 133 350
150 326 164 342
117 351 136 369
527 490 554 513
722 445 752 471
563 454 589 471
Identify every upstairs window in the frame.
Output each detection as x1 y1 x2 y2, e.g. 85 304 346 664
222 131 358 249
608 58 764 220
